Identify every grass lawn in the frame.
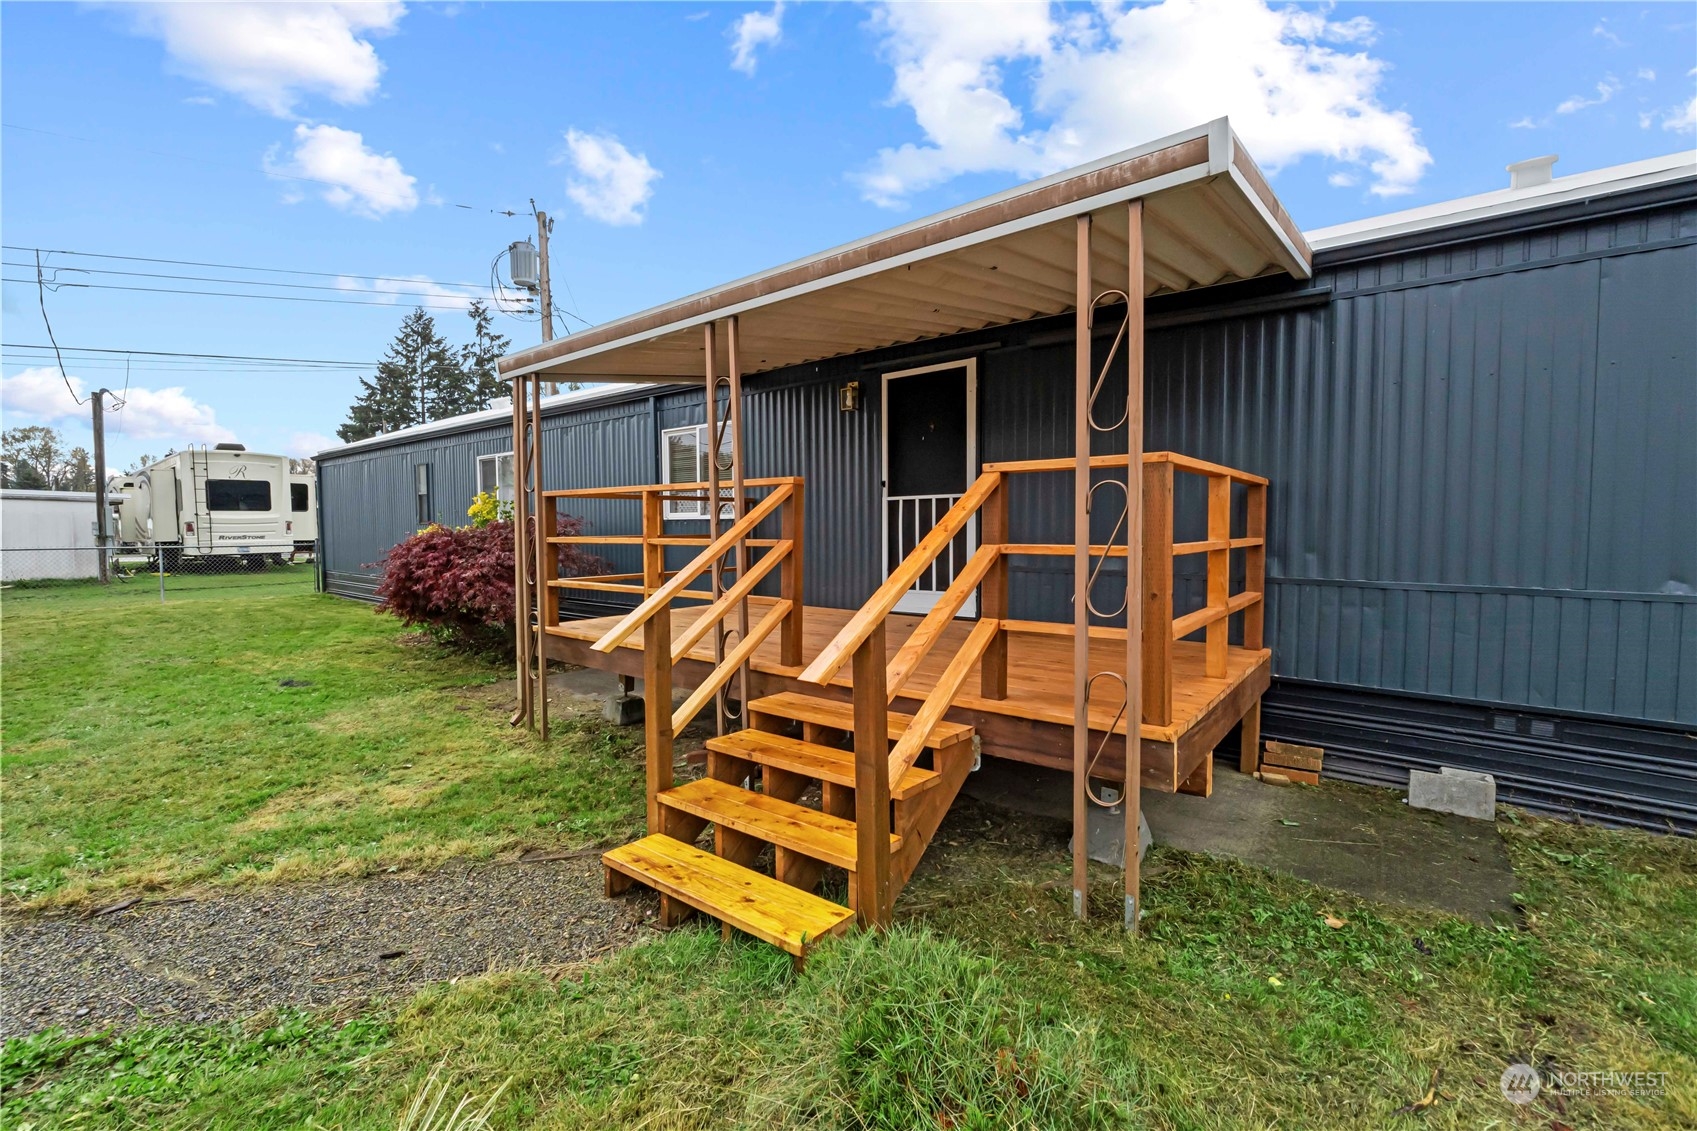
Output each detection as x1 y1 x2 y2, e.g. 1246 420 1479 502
3 584 1694 1128
1 578 644 907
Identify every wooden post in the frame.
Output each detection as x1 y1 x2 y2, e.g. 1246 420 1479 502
703 323 727 735
779 481 805 666
509 376 532 728
1071 212 1092 922
531 375 550 739
1123 197 1146 936
727 316 752 715
1141 460 1173 727
979 480 1008 699
1239 481 1267 774
852 624 892 928
542 496 560 633
1205 473 1230 679
643 605 674 834
642 487 664 594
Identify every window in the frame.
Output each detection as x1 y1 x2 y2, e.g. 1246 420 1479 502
661 425 734 520
477 452 515 503
207 479 271 511
415 464 432 525
290 483 310 512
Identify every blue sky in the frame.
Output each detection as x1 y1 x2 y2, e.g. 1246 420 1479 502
3 1 1693 470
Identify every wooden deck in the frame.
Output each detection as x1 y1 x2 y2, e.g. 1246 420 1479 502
546 597 1269 793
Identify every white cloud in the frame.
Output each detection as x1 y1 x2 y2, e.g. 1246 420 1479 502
332 273 482 310
288 431 339 457
1556 76 1622 115
855 0 1432 207
1638 67 1657 82
558 129 661 226
120 1 405 118
1663 95 1697 133
1 367 234 444
729 2 784 75
1592 21 1624 48
265 124 419 217
1509 116 1539 130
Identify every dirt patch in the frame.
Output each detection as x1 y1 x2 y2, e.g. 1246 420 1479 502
0 856 656 1040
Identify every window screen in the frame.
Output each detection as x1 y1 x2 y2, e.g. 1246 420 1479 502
415 464 432 525
207 479 271 511
477 453 515 502
290 483 310 512
661 426 733 519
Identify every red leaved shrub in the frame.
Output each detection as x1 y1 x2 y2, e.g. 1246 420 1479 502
373 516 601 653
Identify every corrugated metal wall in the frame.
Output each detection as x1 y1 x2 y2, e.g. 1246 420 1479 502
1141 195 1697 729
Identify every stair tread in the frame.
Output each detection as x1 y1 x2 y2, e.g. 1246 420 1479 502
707 730 941 800
603 835 853 956
659 777 901 871
747 692 975 748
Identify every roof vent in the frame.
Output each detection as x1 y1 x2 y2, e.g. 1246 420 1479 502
214 443 247 451
1506 154 1557 190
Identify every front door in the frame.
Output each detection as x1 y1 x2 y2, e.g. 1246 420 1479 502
883 359 978 616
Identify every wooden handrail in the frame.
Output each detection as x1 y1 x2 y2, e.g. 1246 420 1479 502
800 470 1002 685
590 483 793 654
671 599 791 732
669 540 791 662
982 452 1268 486
887 617 1000 781
885 543 999 699
543 476 802 500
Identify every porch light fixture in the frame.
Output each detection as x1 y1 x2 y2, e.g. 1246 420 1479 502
839 380 862 413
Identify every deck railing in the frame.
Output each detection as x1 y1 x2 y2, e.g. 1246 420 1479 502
799 452 1267 861
538 478 805 832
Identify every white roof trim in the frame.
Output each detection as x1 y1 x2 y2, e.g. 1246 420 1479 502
312 382 665 459
1306 149 1697 250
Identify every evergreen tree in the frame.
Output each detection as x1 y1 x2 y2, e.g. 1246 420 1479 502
64 447 95 491
337 308 458 443
453 301 512 415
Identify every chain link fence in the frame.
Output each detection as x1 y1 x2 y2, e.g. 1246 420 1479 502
1 543 319 601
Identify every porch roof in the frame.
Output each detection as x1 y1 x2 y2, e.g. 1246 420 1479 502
498 118 1310 386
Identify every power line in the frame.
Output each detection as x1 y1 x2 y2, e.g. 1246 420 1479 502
2 343 379 365
2 244 492 290
1 277 489 312
33 250 83 405
8 260 486 302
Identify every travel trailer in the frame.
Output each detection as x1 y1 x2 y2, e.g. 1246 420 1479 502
111 445 316 567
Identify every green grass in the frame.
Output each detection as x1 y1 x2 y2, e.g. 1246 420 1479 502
3 583 1693 1128
0 582 644 907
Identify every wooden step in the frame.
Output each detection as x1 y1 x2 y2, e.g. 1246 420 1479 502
603 835 853 957
706 730 942 801
658 777 901 871
747 692 974 749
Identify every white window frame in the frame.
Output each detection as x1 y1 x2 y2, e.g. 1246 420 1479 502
660 424 734 521
476 451 515 503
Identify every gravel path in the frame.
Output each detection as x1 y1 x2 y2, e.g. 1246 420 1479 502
0 856 658 1040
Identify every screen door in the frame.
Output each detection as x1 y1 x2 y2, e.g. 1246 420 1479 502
883 359 978 616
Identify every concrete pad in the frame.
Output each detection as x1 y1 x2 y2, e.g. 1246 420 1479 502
963 757 1518 924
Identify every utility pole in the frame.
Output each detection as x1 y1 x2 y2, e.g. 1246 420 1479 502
532 198 558 394
91 388 110 584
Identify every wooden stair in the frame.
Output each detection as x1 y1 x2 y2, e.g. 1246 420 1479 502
601 691 977 964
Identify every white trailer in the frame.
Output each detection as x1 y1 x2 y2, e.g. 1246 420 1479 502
111 445 316 567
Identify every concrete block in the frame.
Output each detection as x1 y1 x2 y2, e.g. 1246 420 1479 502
602 695 643 727
1407 767 1497 821
1069 804 1153 867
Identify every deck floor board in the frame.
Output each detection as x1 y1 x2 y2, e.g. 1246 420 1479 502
549 597 1266 745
